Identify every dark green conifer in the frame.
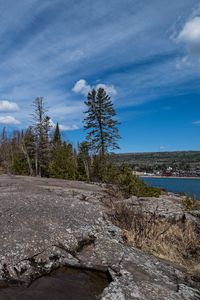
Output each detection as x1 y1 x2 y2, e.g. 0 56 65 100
48 142 77 180
53 122 61 145
84 88 120 155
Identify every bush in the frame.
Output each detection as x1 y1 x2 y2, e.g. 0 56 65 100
110 201 200 272
183 195 200 210
81 157 161 198
116 166 161 197
48 143 78 180
12 152 30 175
91 155 119 183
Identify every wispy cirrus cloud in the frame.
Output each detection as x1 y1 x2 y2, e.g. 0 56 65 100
192 120 200 125
0 0 199 134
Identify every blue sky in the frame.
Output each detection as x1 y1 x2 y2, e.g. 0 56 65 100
0 0 200 152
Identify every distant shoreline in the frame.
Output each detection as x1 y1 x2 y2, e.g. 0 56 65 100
141 175 200 180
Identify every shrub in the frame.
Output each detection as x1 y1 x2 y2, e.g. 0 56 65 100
110 201 200 273
183 195 200 210
89 158 161 198
116 166 161 197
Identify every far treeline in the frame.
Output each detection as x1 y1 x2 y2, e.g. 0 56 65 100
113 151 200 173
0 88 160 197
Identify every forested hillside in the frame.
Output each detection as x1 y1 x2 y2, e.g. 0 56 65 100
112 151 200 172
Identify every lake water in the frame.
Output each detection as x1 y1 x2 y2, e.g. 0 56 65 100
142 177 200 200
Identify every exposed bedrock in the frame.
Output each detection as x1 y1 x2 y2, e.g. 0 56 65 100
0 175 199 299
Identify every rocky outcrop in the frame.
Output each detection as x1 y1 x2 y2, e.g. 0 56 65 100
120 193 200 224
0 175 199 299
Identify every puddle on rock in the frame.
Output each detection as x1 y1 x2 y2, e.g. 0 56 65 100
0 267 110 300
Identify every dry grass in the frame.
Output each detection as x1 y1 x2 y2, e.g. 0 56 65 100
183 195 200 210
110 200 200 275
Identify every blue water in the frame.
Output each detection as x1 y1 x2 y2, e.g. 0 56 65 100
142 177 200 200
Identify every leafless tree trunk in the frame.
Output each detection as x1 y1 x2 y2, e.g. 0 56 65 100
21 139 34 176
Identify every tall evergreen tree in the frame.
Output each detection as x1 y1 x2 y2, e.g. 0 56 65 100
32 97 51 176
84 88 120 155
53 122 61 145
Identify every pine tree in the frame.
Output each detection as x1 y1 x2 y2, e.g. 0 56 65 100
48 142 77 180
53 122 61 145
84 88 120 155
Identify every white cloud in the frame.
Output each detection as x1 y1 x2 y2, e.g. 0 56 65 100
0 0 198 131
178 17 200 55
0 100 19 112
59 124 80 131
178 17 200 44
0 116 21 125
72 79 91 95
49 119 79 131
72 79 117 96
192 120 200 125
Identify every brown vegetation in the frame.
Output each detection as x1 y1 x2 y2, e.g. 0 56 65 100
183 195 200 210
109 199 200 276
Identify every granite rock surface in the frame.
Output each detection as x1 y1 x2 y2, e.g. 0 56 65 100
0 175 199 299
